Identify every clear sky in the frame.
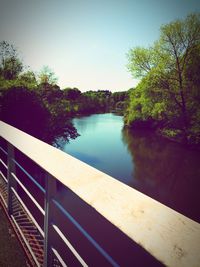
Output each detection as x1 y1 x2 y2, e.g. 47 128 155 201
0 0 199 92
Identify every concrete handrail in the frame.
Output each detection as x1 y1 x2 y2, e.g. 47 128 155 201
0 120 200 267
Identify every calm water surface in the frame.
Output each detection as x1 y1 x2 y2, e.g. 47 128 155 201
60 113 200 223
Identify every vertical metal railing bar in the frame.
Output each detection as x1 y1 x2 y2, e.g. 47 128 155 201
11 172 45 215
52 199 120 267
52 248 68 267
11 215 41 267
7 143 16 215
44 174 57 267
52 224 88 267
13 159 45 193
11 187 44 237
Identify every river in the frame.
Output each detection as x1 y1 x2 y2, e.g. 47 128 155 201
59 113 200 223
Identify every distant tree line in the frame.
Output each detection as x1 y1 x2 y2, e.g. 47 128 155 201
0 41 129 144
125 13 200 145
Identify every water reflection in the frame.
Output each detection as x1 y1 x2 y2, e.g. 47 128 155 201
74 114 101 133
62 114 133 185
60 114 200 222
122 128 200 222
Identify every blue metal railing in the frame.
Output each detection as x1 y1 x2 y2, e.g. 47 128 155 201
0 141 122 266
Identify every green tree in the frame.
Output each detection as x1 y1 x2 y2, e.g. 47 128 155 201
38 83 63 104
0 41 23 80
36 83 78 142
0 42 78 144
14 70 38 89
126 13 200 144
63 87 81 100
0 86 78 144
38 65 58 85
0 86 50 140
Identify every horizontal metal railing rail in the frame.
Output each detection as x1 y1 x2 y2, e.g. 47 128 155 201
0 120 200 267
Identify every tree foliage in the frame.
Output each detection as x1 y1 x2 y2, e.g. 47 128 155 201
38 65 58 85
1 86 49 140
126 13 200 144
63 87 81 100
0 41 23 80
0 42 78 144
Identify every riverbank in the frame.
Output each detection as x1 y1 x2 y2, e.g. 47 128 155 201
124 121 200 150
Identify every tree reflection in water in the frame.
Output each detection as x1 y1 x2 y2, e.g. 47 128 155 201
122 128 200 223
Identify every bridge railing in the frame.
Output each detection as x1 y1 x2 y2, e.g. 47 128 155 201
0 120 200 267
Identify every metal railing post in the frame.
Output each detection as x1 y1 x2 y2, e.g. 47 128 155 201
44 174 57 267
7 142 16 215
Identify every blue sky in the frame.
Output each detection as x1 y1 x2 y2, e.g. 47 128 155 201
0 0 199 91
